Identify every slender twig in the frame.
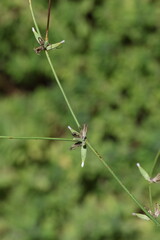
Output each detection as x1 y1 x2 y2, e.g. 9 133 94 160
28 0 41 36
149 184 153 212
45 0 51 42
150 149 160 177
29 0 80 129
45 51 81 129
148 150 160 212
0 136 74 141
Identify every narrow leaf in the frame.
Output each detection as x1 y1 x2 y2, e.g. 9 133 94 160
32 27 41 43
46 40 65 51
81 143 87 167
132 213 150 221
68 126 80 138
136 163 151 182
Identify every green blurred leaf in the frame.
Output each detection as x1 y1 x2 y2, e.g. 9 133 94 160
136 163 151 182
132 213 150 221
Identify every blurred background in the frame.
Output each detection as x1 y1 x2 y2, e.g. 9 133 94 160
0 0 160 239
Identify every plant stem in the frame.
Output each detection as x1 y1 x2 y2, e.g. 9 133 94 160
45 51 80 129
28 0 41 36
150 149 160 177
87 140 160 225
45 0 51 42
148 150 160 213
29 0 80 129
0 136 74 142
148 184 153 212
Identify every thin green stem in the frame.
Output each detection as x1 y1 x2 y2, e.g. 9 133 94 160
87 140 160 225
29 0 80 129
45 51 80 129
0 136 74 142
150 149 160 177
148 184 153 212
148 150 160 213
29 0 41 36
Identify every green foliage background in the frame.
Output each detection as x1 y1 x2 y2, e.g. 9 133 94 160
0 0 160 239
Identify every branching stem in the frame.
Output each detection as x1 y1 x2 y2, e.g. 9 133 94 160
27 0 160 226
